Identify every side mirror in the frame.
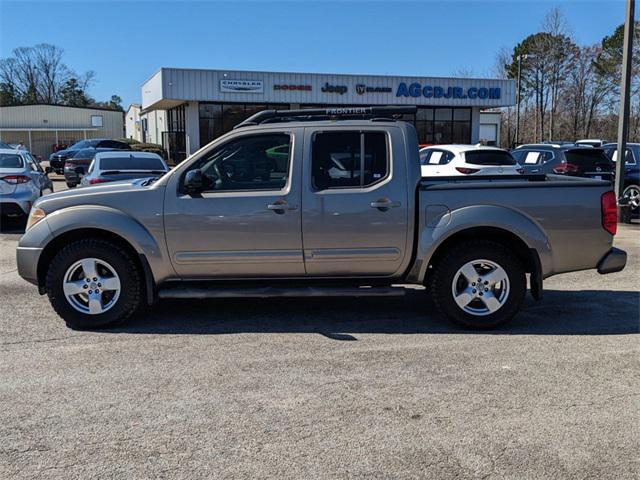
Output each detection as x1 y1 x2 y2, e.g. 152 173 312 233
74 166 85 176
184 169 204 194
45 166 54 174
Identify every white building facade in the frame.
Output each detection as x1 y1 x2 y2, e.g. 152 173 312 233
141 68 515 163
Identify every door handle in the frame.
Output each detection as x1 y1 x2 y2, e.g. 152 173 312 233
266 201 297 213
370 199 401 211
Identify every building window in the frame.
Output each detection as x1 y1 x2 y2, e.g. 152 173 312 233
91 115 103 127
198 102 291 147
414 107 471 145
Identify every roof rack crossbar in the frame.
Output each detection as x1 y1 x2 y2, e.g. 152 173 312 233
234 106 417 129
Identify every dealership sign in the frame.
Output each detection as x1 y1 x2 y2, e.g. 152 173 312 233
220 79 264 93
396 82 501 100
355 84 393 95
274 84 312 91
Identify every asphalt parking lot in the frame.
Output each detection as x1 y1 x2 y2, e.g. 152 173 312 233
1 178 639 479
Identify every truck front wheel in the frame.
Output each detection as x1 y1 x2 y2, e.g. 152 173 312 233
430 240 526 329
45 239 142 330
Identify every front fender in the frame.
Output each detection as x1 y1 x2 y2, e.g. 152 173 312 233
24 205 173 285
412 204 553 283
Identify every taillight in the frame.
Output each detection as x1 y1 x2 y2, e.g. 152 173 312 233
601 191 617 235
455 167 480 174
1 175 31 184
553 162 578 174
89 178 109 185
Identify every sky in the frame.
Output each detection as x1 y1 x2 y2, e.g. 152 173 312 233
0 0 634 107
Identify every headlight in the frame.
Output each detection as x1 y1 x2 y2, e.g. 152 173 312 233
26 207 47 231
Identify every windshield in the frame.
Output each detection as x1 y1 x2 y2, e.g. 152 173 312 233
465 150 516 166
69 139 100 150
0 153 24 168
99 156 166 171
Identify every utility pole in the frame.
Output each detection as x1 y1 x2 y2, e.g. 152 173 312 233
615 0 635 223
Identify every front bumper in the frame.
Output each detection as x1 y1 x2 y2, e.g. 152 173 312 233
16 246 43 285
597 247 627 274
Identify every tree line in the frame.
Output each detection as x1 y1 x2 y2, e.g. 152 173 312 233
0 44 123 111
496 8 640 147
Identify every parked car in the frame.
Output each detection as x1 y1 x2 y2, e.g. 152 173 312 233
63 148 118 188
576 139 609 147
420 145 523 177
511 144 613 180
0 140 13 149
602 143 640 215
80 151 168 187
49 139 131 174
17 106 625 331
0 148 53 217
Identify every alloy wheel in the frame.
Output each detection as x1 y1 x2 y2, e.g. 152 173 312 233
451 259 510 316
63 258 121 315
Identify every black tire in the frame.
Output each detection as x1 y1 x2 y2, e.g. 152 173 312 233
429 240 526 329
45 238 142 329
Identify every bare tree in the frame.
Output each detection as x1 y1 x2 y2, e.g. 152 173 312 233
0 44 94 105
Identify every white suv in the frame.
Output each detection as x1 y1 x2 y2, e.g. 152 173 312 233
420 145 523 177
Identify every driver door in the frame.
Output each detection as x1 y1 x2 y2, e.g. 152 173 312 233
163 129 305 278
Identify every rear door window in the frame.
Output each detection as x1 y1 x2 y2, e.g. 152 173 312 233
99 156 166 171
312 131 388 190
464 150 516 166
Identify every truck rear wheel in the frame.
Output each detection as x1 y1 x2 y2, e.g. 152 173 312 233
45 239 142 330
430 240 526 329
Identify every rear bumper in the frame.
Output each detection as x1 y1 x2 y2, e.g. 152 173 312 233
597 247 627 274
16 246 43 285
0 200 30 216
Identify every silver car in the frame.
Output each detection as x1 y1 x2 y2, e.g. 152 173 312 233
0 148 53 217
80 151 168 187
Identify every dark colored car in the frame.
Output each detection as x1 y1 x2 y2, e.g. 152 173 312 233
63 148 118 188
49 139 131 174
511 144 613 181
602 143 640 216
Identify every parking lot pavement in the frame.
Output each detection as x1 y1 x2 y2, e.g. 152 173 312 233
0 188 638 479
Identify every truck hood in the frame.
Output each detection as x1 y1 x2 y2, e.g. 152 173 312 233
34 178 162 212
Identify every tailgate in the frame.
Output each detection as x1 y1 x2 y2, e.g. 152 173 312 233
565 149 613 179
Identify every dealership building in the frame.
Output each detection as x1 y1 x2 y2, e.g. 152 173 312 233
140 68 515 163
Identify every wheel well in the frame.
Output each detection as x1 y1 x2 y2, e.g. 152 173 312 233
37 228 145 292
425 227 539 283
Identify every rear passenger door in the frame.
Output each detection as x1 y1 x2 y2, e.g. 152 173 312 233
301 127 409 277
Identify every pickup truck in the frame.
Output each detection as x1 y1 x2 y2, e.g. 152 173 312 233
17 106 627 330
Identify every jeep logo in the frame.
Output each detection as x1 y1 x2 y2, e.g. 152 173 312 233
321 82 348 95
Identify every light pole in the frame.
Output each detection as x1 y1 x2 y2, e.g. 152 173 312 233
615 0 635 223
515 53 530 147
515 54 523 147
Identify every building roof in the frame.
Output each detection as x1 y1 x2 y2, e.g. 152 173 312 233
0 104 124 113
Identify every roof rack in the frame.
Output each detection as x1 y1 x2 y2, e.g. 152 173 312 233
234 105 417 129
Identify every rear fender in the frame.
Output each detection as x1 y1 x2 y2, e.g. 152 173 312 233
412 204 553 285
